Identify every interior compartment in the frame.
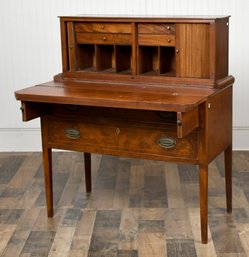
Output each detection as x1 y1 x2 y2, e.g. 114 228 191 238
138 46 159 75
115 45 132 74
159 46 176 76
95 45 115 72
76 44 95 71
138 46 176 76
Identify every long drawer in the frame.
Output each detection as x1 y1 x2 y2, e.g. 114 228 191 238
46 115 198 161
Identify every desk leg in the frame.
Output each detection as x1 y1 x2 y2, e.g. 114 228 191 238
225 144 232 213
199 164 208 244
84 152 91 192
42 147 53 217
41 117 53 217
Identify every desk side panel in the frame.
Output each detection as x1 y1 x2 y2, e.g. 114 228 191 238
207 85 233 162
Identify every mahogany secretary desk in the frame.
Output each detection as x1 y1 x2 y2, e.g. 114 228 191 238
15 15 234 243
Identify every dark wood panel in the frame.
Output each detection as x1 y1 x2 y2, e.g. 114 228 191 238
214 18 229 79
176 24 210 78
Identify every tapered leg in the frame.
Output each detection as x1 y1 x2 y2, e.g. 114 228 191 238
84 152 91 193
225 145 232 213
199 164 208 244
42 147 53 217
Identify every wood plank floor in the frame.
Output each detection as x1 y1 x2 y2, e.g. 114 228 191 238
0 151 249 257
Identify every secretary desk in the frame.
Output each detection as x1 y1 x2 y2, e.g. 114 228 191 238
15 15 234 243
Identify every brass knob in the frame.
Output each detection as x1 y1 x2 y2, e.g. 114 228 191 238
101 25 105 29
176 119 182 126
103 36 107 41
167 39 171 43
176 49 180 53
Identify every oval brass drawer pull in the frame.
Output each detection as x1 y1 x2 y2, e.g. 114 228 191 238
65 128 81 139
157 137 176 149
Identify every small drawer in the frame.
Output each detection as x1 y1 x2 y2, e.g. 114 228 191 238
75 23 131 34
138 24 175 34
176 107 199 138
138 34 175 46
76 33 132 45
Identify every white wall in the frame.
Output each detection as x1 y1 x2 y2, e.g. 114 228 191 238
0 0 248 151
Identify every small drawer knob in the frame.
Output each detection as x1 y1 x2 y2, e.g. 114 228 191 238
167 26 171 30
176 49 180 53
176 119 182 126
167 39 171 43
101 25 105 29
103 36 107 41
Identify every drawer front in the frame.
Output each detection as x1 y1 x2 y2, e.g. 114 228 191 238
47 116 197 161
117 124 197 160
76 33 132 45
177 107 199 138
48 117 119 149
75 23 131 33
138 34 175 46
138 24 175 34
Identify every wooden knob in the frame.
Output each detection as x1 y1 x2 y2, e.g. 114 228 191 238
167 26 171 30
176 49 180 53
101 25 105 29
103 36 107 41
167 39 171 43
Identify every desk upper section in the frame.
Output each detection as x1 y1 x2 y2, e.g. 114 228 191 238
59 15 231 87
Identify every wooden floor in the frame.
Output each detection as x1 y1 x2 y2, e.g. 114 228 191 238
0 152 249 257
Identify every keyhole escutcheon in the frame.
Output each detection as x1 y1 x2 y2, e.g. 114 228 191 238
116 128 120 134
